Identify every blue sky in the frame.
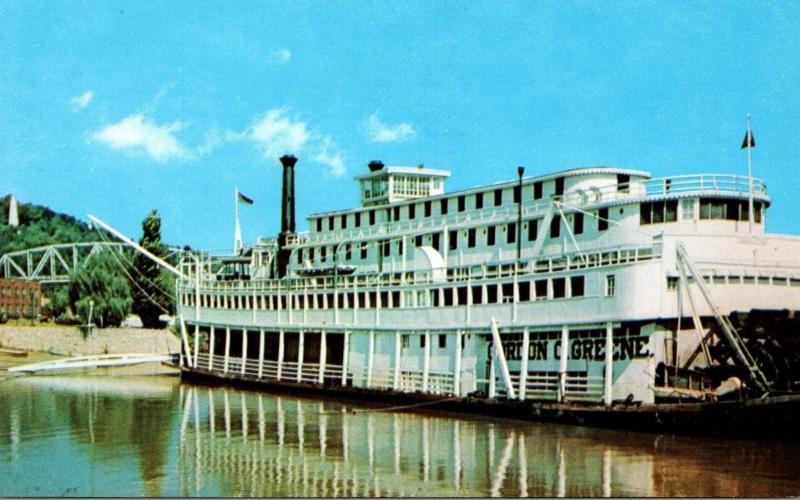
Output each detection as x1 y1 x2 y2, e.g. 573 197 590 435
2 1 799 251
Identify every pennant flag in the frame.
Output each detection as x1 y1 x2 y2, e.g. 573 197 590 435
238 192 254 205
741 128 756 149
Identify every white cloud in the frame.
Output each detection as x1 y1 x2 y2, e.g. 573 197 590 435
367 113 416 143
71 91 94 111
313 136 347 177
244 108 309 158
267 48 291 65
91 113 191 162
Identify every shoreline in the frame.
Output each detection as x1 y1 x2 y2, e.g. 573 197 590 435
0 324 180 357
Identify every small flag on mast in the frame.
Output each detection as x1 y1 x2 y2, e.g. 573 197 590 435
238 192 254 205
741 128 756 149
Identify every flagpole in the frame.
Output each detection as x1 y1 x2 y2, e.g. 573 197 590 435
234 187 241 253
747 115 754 233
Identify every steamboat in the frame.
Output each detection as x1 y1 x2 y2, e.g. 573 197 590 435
168 153 800 438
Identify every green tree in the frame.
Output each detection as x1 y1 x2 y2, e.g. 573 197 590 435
131 210 174 328
68 250 132 327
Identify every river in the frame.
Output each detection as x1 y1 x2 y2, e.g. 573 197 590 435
1 371 799 497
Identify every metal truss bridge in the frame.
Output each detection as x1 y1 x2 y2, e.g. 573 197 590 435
0 242 131 284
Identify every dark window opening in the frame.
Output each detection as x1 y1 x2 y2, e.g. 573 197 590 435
534 181 543 200
513 184 521 203
328 217 334 230
555 177 565 196
570 276 585 297
486 284 498 303
494 189 503 206
574 212 584 235
438 334 447 349
507 222 517 244
458 195 466 212
408 204 416 220
425 201 432 217
552 277 566 298
468 228 476 248
550 215 561 238
487 226 496 246
449 230 458 251
415 235 423 247
360 244 367 260
316 219 322 232
519 281 531 301
441 199 448 215
535 279 548 299
527 219 538 241
432 233 441 252
598 208 609 231
475 192 484 209
341 214 347 229
355 212 361 227
617 174 630 193
369 210 376 225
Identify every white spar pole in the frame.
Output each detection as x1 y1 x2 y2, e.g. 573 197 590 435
746 115 754 233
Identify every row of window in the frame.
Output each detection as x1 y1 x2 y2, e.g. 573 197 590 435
667 274 800 289
641 198 764 225
185 274 607 310
300 212 614 264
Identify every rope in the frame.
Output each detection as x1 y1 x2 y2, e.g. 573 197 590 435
96 230 174 298
98 242 170 315
318 396 461 415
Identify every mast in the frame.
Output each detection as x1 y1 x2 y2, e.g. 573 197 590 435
234 187 242 254
745 115 754 233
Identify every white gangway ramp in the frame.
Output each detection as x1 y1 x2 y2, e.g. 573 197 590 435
8 353 173 374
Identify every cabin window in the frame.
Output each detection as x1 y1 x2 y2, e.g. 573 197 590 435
425 201 432 217
550 215 561 238
468 228 476 248
408 204 416 220
415 235 423 247
320 246 327 262
458 195 466 212
438 334 447 349
328 217 334 230
534 181 543 200
393 206 400 221
360 244 367 260
355 212 361 227
617 174 630 193
527 219 538 241
519 281 531 301
369 210 376 225
681 199 695 220
574 212 584 235
316 218 322 232
555 177 564 196
606 274 616 297
472 285 483 304
570 276 585 297
494 189 503 206
309 247 315 262
398 239 404 256
441 199 449 215
502 283 514 302
457 286 468 305
513 184 521 203
382 240 390 257
401 334 410 349
449 230 458 250
420 335 426 348
432 233 441 252
345 244 352 261
640 200 678 225
507 222 517 244
443 288 453 306
535 279 548 299
341 214 348 229
552 277 566 298
487 226 496 246
598 208 609 231
486 284 498 303
475 192 484 209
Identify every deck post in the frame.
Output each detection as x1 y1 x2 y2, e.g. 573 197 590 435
519 327 529 400
453 330 463 396
193 323 200 368
604 322 614 406
319 330 327 384
277 329 285 380
393 331 402 391
490 318 516 399
241 329 248 376
558 325 569 402
341 330 350 386
488 347 496 398
208 326 215 370
422 331 431 392
366 330 375 388
257 328 265 379
179 316 192 368
223 326 231 373
297 330 305 383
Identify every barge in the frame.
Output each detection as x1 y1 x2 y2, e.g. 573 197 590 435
168 152 800 437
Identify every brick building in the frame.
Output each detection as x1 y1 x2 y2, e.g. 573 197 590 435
0 278 41 318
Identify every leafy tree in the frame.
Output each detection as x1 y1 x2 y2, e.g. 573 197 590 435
131 210 175 328
68 250 132 327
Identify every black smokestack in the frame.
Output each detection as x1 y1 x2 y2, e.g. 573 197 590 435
276 154 298 278
280 154 297 235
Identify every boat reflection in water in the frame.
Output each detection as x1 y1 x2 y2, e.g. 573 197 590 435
176 384 800 497
2 373 800 497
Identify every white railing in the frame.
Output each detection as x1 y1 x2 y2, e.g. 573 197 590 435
643 174 766 197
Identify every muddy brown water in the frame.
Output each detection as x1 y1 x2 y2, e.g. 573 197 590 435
1 367 799 497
